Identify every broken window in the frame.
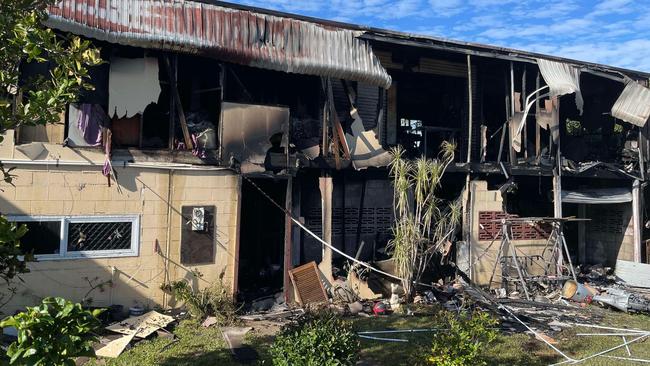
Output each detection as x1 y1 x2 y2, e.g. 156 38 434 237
180 206 215 265
14 219 62 255
15 59 67 145
19 42 225 154
9 216 139 259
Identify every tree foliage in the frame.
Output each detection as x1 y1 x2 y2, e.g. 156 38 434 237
0 297 102 365
0 0 102 314
0 0 101 183
388 142 461 301
0 216 34 309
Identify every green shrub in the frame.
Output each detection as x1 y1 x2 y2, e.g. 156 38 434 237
270 312 360 366
0 297 102 365
163 278 237 324
427 311 498 366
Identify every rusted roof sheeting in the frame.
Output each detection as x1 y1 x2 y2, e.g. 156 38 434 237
45 0 391 88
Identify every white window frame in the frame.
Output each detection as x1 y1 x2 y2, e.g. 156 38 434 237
8 215 140 260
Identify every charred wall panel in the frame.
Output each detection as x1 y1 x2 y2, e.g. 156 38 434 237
299 171 394 264
220 102 289 174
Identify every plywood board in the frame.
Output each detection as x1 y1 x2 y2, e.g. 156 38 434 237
95 332 137 358
106 311 174 339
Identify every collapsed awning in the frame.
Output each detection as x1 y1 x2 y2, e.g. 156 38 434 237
611 80 650 127
45 0 391 89
561 188 632 204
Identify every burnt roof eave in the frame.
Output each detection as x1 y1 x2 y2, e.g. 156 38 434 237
198 1 650 80
361 31 650 82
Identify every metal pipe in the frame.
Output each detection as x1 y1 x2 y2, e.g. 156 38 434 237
466 54 473 163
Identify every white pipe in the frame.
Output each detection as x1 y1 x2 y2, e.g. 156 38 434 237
358 335 409 343
498 304 575 363
358 329 440 334
576 333 649 336
568 334 649 364
242 175 437 288
1 159 229 171
573 323 650 334
601 355 650 364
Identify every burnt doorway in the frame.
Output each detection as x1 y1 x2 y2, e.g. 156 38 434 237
238 178 287 301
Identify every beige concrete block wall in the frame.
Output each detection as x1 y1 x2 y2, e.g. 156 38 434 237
165 171 241 308
469 180 550 286
0 164 240 314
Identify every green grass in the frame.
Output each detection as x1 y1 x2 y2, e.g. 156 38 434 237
85 309 650 366
85 320 264 366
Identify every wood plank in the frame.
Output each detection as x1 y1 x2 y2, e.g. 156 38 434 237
615 260 650 288
632 180 642 262
283 177 294 304
165 57 193 150
318 176 334 283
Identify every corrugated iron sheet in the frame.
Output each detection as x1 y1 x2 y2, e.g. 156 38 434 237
611 80 650 127
537 58 583 114
45 0 391 88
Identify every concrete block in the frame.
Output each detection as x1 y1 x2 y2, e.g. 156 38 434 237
0 199 29 215
30 200 65 215
95 201 126 214
142 214 167 229
213 188 236 201
124 200 144 214
52 187 74 201
32 171 50 186
471 180 488 192
12 172 33 186
88 186 112 201
66 200 96 215
16 186 47 201
0 186 16 200
48 173 66 186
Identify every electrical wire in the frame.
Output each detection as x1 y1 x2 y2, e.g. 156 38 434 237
240 174 435 288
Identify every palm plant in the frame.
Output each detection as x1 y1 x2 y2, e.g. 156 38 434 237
387 142 461 301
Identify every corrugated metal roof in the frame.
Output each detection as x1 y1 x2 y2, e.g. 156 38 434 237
611 80 650 127
45 0 391 88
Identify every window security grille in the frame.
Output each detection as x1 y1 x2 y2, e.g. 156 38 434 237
8 215 139 259
67 221 132 252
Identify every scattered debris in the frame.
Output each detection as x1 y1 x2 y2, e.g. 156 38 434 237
202 316 218 328
593 288 650 313
238 308 305 322
95 331 138 358
105 311 175 339
288 261 328 306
